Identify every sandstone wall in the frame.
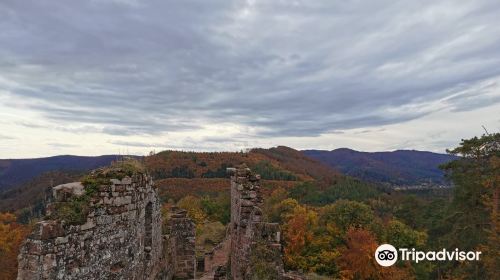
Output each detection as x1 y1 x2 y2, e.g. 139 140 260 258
228 165 283 280
17 172 164 280
204 237 230 274
165 207 196 279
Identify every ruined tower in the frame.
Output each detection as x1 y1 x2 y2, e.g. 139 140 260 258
17 166 164 280
227 164 284 280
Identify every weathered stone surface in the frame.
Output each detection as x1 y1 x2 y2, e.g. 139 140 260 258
54 236 68 245
213 265 227 280
165 207 196 279
32 221 65 240
52 182 84 202
80 219 96 231
204 238 230 274
110 179 121 185
17 172 164 280
228 164 285 280
282 272 306 280
19 162 287 280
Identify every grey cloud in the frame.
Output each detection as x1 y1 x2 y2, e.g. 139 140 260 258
56 125 103 134
251 110 429 137
109 140 169 148
202 136 246 143
0 134 16 140
1 0 500 138
109 139 235 152
15 121 45 129
445 81 500 112
450 94 500 112
15 121 104 135
354 129 380 135
200 135 253 146
47 143 79 148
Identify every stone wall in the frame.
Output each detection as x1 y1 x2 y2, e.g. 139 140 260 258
17 162 288 280
227 165 284 280
204 237 230 274
165 207 196 279
17 170 164 280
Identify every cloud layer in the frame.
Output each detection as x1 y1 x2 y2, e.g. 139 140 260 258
1 0 500 157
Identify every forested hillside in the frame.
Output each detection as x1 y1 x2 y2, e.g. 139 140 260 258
0 171 82 220
0 147 343 221
304 148 458 187
1 137 497 280
0 155 118 191
145 146 342 201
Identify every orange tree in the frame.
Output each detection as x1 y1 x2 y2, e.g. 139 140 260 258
338 228 413 280
282 201 342 276
0 212 31 280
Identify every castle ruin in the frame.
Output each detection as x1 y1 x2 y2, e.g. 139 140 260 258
16 165 196 280
17 163 288 280
227 165 284 280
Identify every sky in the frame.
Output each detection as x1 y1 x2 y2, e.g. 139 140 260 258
1 0 500 158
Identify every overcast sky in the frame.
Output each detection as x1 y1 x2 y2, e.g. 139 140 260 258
1 0 499 158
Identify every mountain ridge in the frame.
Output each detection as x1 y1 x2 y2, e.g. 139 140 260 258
0 147 340 214
0 155 119 191
303 148 458 186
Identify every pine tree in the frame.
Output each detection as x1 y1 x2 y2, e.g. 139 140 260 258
441 133 500 278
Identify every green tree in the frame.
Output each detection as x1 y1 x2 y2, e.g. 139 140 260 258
318 200 376 233
263 188 291 223
177 195 207 225
386 219 427 249
200 194 230 224
441 133 500 279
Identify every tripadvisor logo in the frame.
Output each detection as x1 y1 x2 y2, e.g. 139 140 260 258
375 244 482 266
375 244 398 266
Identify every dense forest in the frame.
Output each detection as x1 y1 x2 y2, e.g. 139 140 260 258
304 149 458 187
174 134 499 279
0 155 118 191
0 134 498 279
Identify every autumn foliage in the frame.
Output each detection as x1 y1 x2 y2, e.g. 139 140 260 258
0 213 30 280
145 147 339 183
0 137 497 279
338 228 413 280
282 205 318 271
276 189 422 278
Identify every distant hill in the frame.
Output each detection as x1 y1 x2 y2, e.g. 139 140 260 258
0 155 119 191
144 146 339 182
1 147 458 195
0 147 341 213
0 170 82 214
303 148 458 186
146 146 341 200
